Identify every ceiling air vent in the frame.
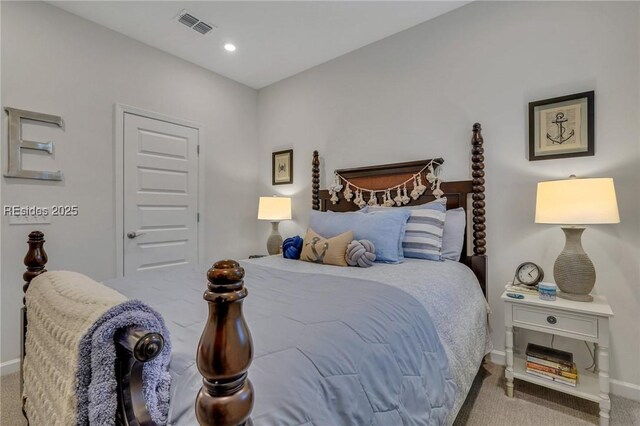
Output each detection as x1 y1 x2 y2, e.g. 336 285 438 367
193 21 214 35
176 10 216 35
178 12 199 28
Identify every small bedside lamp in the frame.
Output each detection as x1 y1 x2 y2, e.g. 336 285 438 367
258 196 292 255
535 176 619 302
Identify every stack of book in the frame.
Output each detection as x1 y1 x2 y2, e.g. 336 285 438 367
505 282 539 296
525 343 578 387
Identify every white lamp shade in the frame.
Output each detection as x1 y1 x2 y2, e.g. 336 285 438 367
535 177 620 224
258 196 291 221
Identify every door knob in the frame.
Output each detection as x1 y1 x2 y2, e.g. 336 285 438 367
127 231 144 239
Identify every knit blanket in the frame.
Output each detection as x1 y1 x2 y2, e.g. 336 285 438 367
23 271 171 426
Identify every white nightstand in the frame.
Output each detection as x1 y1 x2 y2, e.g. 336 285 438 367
502 291 614 426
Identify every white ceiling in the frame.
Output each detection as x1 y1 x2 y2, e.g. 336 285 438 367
50 1 468 89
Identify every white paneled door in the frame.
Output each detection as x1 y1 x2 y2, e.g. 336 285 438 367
123 113 199 276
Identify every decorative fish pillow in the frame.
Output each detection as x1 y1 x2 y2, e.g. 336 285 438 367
300 228 352 267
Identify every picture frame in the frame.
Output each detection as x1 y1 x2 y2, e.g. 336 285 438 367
528 91 594 161
272 149 293 185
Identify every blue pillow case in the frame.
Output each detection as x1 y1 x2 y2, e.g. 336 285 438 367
442 207 466 262
368 198 447 261
309 209 411 263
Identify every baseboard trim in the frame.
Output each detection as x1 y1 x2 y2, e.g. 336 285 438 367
490 349 505 365
0 358 20 376
610 379 640 402
489 350 639 402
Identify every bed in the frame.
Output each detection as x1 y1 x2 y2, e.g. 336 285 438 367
20 123 488 426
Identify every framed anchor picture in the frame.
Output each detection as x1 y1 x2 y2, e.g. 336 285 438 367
528 91 594 161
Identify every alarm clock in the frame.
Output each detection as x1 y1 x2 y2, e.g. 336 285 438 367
513 262 544 287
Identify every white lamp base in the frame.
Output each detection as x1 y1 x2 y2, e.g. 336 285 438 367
558 291 594 302
554 227 596 302
266 221 282 255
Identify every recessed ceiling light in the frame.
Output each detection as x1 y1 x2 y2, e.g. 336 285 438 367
224 43 236 52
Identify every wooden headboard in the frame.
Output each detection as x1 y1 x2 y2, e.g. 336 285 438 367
311 123 487 296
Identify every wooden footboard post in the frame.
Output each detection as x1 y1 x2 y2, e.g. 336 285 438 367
196 260 254 426
23 230 48 300
22 230 48 419
312 150 320 210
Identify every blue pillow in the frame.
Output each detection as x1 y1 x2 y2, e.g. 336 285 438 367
368 198 448 261
441 207 466 262
309 209 410 263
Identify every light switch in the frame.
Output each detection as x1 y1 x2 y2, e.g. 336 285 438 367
8 215 51 225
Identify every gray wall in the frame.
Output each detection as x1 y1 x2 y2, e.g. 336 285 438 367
1 1 260 366
257 1 640 395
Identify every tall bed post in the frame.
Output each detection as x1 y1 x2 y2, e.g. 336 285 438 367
312 150 320 210
21 230 48 416
470 123 488 293
196 260 254 426
471 123 486 255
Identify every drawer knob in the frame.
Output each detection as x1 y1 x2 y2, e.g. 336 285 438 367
547 315 557 325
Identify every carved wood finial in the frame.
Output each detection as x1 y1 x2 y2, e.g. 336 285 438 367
471 123 486 256
312 150 320 210
23 230 48 301
196 260 253 426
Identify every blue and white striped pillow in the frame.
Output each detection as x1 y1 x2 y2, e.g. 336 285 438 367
402 208 446 261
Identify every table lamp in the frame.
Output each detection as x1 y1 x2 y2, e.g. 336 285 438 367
535 175 619 301
258 196 292 255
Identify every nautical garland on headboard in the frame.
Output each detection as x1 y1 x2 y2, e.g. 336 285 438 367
327 159 443 208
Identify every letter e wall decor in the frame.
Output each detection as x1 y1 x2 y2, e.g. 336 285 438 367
4 107 63 181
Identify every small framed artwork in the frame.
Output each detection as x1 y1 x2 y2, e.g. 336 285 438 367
272 149 293 185
528 91 594 161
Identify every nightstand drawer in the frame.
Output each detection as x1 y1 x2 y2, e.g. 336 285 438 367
512 304 598 338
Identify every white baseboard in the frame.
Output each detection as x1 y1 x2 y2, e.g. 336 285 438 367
490 349 505 365
610 379 640 402
488 350 639 402
0 358 20 376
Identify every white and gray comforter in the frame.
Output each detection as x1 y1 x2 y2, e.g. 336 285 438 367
104 256 490 425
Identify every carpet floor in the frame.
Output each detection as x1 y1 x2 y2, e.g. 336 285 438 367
454 362 639 426
1 361 638 425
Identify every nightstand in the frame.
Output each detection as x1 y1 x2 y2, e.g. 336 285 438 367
502 291 614 426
